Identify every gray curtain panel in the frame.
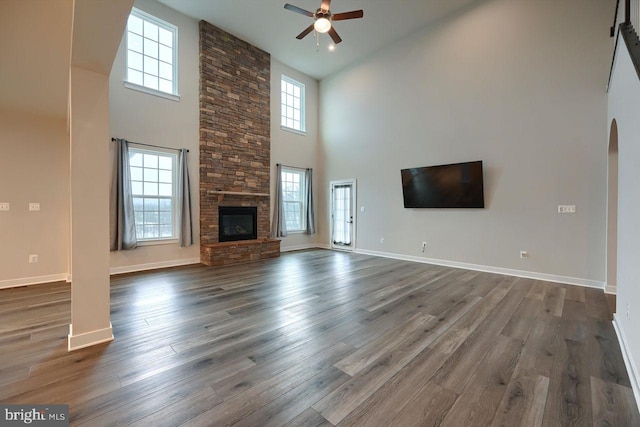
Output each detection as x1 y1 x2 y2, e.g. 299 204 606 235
271 163 288 237
178 149 193 247
305 168 316 235
109 138 137 251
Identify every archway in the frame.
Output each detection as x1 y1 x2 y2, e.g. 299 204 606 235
606 119 619 295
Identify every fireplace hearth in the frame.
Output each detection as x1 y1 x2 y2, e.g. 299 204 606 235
219 206 258 242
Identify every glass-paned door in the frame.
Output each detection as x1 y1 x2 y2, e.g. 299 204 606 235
331 180 356 251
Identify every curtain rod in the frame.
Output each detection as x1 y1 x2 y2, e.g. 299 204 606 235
111 137 189 153
277 163 310 171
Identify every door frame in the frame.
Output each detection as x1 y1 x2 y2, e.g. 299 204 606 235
330 179 357 252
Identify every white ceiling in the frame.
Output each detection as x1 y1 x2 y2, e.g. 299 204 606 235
157 0 478 80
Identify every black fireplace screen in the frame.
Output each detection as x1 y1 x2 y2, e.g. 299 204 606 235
219 206 257 242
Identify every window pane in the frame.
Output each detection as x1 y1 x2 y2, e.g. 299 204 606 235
143 154 158 168
160 225 173 238
136 225 144 239
159 45 172 64
144 168 158 182
128 51 143 71
144 211 158 224
144 225 159 238
130 167 143 181
159 61 172 80
131 181 143 195
294 86 300 97
158 156 172 169
159 198 172 211
158 169 172 183
128 69 143 86
144 182 158 196
160 211 172 224
144 38 158 59
144 198 158 211
159 183 172 196
143 20 158 41
128 32 143 53
159 27 173 47
128 15 143 35
130 152 143 166
143 74 159 90
159 79 173 94
135 211 143 224
144 56 158 76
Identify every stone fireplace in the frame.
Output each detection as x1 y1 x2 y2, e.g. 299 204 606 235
198 21 280 266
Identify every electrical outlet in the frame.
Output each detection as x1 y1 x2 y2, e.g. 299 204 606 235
627 302 631 320
29 203 40 211
0 202 9 211
421 242 427 253
380 237 384 244
29 254 38 263
558 205 576 214
360 206 365 212
520 251 528 259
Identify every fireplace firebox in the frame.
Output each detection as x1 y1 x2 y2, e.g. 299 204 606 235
219 206 258 242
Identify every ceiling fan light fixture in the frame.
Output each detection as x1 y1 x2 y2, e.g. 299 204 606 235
314 17 331 33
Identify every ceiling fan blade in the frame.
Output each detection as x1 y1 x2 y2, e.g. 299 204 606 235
284 3 314 17
296 24 315 39
328 27 342 44
321 0 331 12
332 10 364 21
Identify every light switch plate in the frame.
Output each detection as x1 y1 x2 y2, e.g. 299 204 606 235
29 203 40 211
0 203 9 211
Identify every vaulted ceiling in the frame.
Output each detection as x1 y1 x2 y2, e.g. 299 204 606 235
157 0 479 80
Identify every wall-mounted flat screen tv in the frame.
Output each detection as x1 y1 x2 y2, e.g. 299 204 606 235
401 161 485 208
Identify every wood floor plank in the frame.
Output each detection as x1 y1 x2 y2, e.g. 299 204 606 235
590 376 640 426
491 370 550 427
1 250 637 427
440 334 524 426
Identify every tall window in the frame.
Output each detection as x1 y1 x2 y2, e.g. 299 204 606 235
281 167 307 232
281 75 305 133
126 8 178 96
129 148 177 241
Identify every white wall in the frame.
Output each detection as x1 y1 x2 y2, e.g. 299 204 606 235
0 109 69 286
608 31 640 403
319 0 613 285
270 59 320 250
109 0 200 271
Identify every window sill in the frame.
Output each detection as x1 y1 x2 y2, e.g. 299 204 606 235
137 238 179 247
286 230 306 235
124 81 180 102
280 126 306 136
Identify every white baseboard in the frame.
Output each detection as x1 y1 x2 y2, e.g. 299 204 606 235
612 314 640 411
354 248 605 289
109 258 200 276
605 284 617 295
281 244 321 252
316 243 331 249
0 273 69 290
68 322 114 352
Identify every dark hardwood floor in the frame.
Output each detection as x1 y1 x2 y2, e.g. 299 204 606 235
1 249 638 426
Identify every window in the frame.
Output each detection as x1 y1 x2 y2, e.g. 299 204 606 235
126 8 178 98
281 75 305 133
129 148 178 241
281 167 307 232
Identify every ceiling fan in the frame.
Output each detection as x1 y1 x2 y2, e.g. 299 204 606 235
284 0 364 44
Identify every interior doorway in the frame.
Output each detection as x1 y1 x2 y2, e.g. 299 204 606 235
330 180 356 251
607 119 619 295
